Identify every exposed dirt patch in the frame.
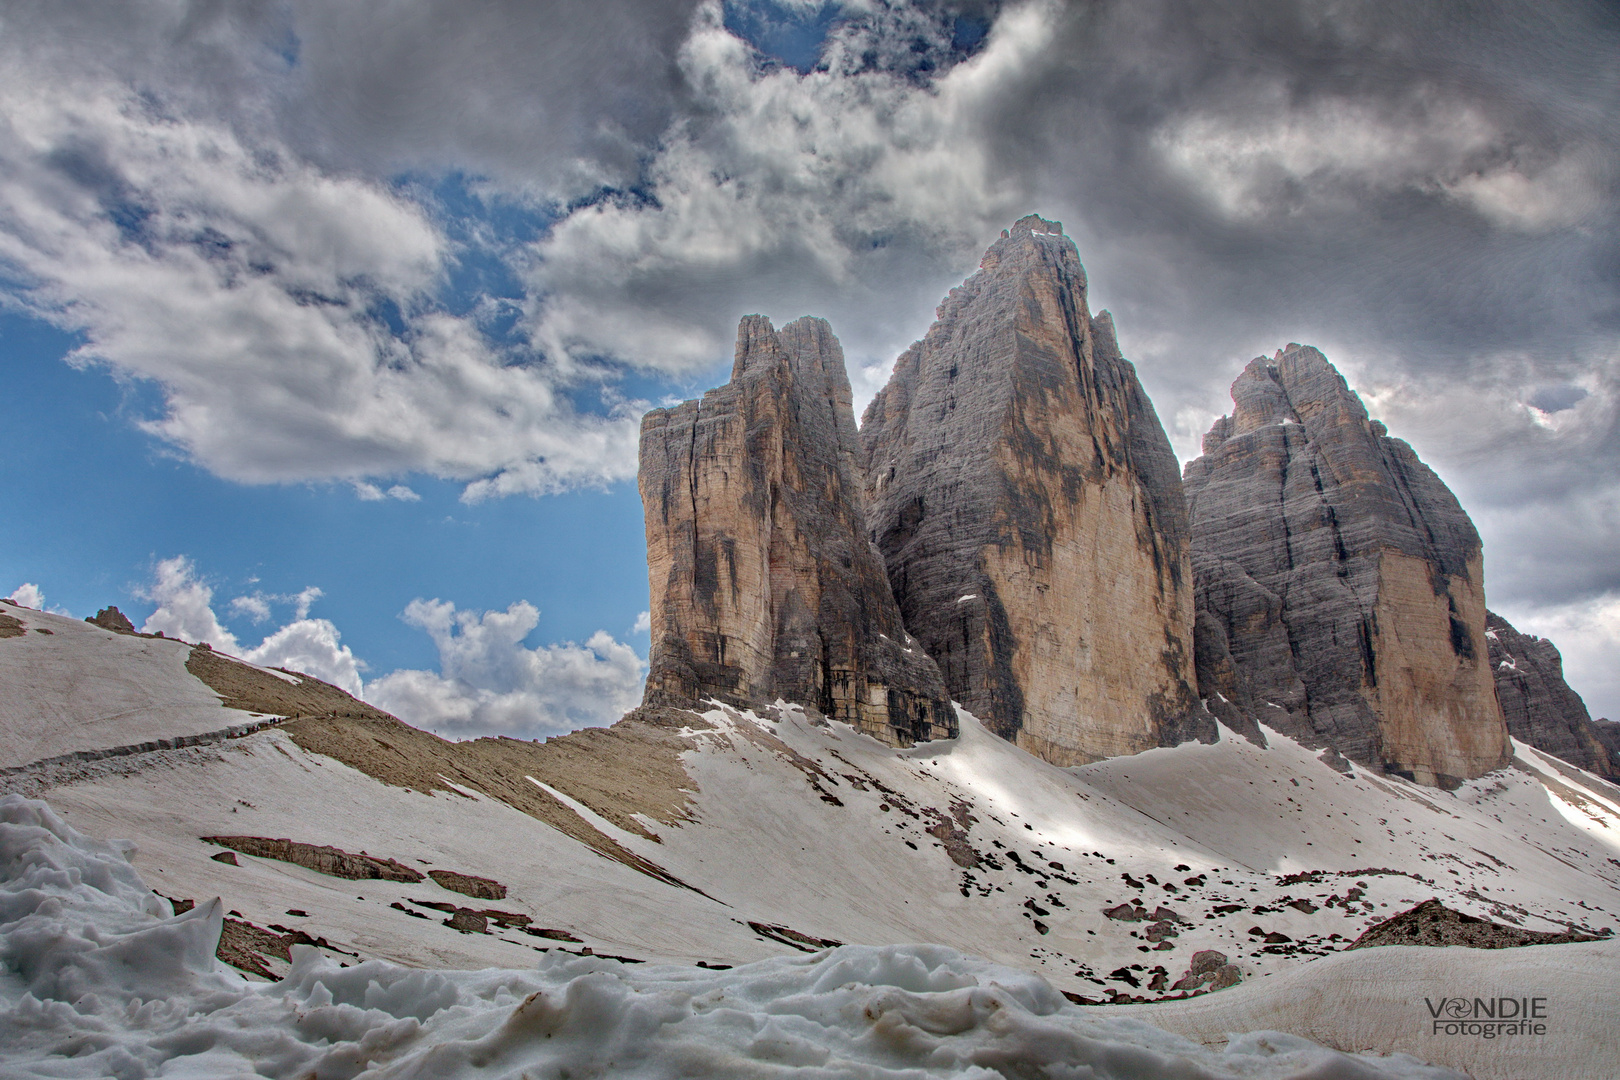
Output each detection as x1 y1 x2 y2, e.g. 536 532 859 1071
0 613 24 639
1347 899 1610 949
428 869 505 900
202 835 425 882
281 706 713 891
186 644 394 721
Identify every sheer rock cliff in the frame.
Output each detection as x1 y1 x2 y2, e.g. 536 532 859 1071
860 216 1210 766
1183 345 1511 788
639 315 955 746
1486 611 1618 778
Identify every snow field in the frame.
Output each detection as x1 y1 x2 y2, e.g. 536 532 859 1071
0 794 1468 1079
0 607 259 770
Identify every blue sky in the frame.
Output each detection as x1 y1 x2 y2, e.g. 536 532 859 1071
3 0 1618 731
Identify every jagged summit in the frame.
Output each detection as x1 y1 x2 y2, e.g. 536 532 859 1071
861 215 1210 766
638 314 954 746
1184 344 1510 788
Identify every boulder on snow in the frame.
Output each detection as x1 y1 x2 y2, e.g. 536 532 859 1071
1346 898 1609 950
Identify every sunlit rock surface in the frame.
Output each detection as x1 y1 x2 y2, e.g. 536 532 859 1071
1184 345 1510 787
861 216 1208 766
639 315 954 746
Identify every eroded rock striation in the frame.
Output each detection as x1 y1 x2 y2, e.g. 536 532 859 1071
861 216 1209 766
1486 611 1618 778
640 315 954 746
1184 345 1510 788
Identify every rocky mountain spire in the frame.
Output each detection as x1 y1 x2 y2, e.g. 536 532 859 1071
861 215 1210 766
639 315 954 746
1184 345 1511 788
1486 611 1618 778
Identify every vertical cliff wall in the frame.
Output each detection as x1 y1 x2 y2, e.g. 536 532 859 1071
861 216 1209 766
1486 611 1618 778
640 315 955 746
1183 346 1511 788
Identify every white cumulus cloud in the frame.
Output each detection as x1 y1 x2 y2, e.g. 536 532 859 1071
143 560 360 695
229 594 274 624
243 618 366 699
6 584 45 610
0 27 639 500
366 599 647 740
525 0 1055 381
140 557 241 651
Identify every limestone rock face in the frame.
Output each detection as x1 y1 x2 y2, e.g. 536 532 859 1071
861 216 1209 766
639 315 954 746
1486 611 1618 778
1184 345 1511 787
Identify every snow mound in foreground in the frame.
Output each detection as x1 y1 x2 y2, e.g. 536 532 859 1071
0 795 1463 1079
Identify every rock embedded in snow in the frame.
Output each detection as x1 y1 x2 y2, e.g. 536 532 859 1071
639 315 954 746
1485 611 1618 778
1347 898 1610 950
427 868 507 900
1183 346 1511 788
861 215 1211 766
202 835 426 881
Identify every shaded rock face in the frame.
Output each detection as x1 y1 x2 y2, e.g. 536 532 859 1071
1594 719 1620 764
640 315 955 746
861 216 1209 766
1184 346 1511 788
1487 611 1618 778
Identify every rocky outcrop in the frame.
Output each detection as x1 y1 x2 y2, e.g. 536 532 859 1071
1486 611 1618 778
201 836 425 882
86 606 137 634
639 315 954 746
861 216 1210 766
1346 898 1606 949
1184 345 1510 788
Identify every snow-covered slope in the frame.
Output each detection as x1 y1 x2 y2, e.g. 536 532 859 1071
0 795 1473 1080
0 605 281 769
4 619 1619 1078
0 605 325 773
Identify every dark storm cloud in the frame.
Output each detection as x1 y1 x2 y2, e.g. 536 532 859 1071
1 0 705 192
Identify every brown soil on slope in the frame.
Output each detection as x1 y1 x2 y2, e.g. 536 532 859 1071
184 645 394 721
281 705 713 891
